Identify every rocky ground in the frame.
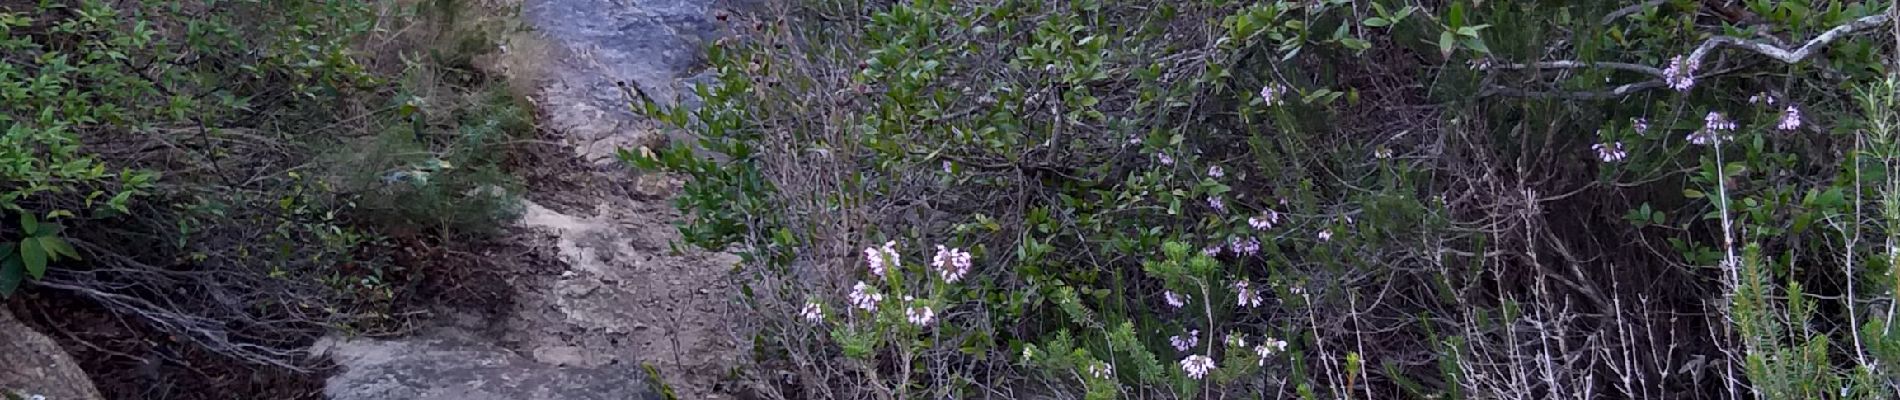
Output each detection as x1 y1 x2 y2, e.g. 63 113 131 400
317 0 748 398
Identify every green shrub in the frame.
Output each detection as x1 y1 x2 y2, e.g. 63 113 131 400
644 0 1900 398
0 0 532 370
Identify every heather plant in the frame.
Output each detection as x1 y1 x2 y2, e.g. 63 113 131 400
641 0 1898 398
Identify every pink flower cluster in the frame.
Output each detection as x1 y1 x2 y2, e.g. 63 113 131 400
1259 84 1287 106
1228 236 1261 256
1688 112 1735 145
1181 354 1217 379
863 241 899 277
1778 105 1802 131
1249 211 1280 230
1164 290 1188 309
904 296 936 326
1170 329 1200 352
931 245 972 282
1234 280 1265 308
1592 142 1627 163
1663 55 1697 92
849 281 883 311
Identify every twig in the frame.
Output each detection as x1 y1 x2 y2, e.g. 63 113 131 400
1600 0 1665 26
1485 61 1664 77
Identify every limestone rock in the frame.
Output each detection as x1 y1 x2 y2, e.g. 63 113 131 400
317 335 659 400
0 308 104 400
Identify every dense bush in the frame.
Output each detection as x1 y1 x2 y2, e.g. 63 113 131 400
1 0 531 370
643 0 1900 398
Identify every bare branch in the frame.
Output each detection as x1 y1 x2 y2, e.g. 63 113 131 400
1486 61 1664 78
1685 13 1893 66
1487 11 1891 100
1600 0 1666 26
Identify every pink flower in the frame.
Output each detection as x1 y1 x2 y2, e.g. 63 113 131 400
1249 211 1280 230
1632 118 1648 135
1202 245 1222 257
1259 85 1285 106
1690 112 1735 145
1164 291 1188 309
1229 237 1261 256
1208 197 1226 213
931 245 973 283
1208 165 1225 178
1663 55 1697 92
1234 280 1264 308
848 281 884 311
1181 355 1217 379
1170 329 1200 352
1592 142 1627 163
1778 105 1802 131
1254 337 1288 365
906 303 936 326
863 241 899 277
800 301 824 322
1157 153 1174 165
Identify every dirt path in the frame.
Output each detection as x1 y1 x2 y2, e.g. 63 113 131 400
319 0 744 398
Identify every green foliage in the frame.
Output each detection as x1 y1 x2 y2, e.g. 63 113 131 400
643 0 1900 397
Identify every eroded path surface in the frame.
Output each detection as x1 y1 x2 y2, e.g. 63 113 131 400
320 0 743 398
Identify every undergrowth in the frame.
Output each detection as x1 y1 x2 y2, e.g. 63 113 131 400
641 0 1900 398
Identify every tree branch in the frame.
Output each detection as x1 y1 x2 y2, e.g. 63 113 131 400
1600 0 1666 26
1485 11 1892 100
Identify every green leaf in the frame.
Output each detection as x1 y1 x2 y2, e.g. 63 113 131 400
19 212 36 235
1362 17 1390 27
39 236 78 261
1683 189 1706 199
20 239 45 279
1438 32 1456 58
0 256 21 297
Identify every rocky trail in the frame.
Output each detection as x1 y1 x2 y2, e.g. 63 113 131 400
316 0 745 398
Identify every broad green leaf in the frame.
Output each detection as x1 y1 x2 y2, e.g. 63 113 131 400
0 256 21 296
20 239 45 279
1438 32 1456 58
19 212 36 235
39 236 78 260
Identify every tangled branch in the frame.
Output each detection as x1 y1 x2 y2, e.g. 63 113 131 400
1485 12 1892 99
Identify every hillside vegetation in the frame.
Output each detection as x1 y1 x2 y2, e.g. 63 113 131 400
2 0 534 396
641 0 1900 398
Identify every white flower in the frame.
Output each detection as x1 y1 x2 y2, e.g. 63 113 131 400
1170 329 1200 352
1229 236 1261 256
1181 354 1217 379
1164 290 1187 309
1778 105 1802 131
906 304 936 326
1157 153 1174 165
1316 229 1333 242
1632 118 1648 135
1023 346 1036 362
1249 211 1280 230
848 281 884 311
1374 146 1394 159
1208 165 1225 178
800 301 824 322
1088 362 1114 379
1226 333 1248 348
863 241 900 277
1235 280 1265 308
1592 142 1627 163
28 395 47 400
931 245 973 283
